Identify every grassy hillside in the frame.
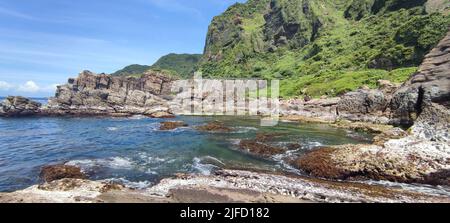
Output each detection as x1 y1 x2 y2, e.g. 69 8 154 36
150 53 202 78
199 0 450 97
111 64 151 76
112 53 202 78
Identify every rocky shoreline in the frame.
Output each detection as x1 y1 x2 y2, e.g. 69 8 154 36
0 31 449 203
0 169 449 203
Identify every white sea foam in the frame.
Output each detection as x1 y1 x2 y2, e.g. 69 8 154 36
128 115 147 120
192 157 220 175
138 152 168 164
107 127 118 131
67 157 134 171
305 141 323 149
104 178 153 190
361 180 450 197
272 152 302 175
233 127 258 133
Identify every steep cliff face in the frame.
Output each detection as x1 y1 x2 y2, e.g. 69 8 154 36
199 0 449 97
203 0 270 63
48 70 177 117
263 0 322 51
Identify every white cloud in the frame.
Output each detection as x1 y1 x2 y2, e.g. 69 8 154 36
18 81 40 93
0 81 13 90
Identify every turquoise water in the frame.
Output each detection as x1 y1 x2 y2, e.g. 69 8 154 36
0 115 372 192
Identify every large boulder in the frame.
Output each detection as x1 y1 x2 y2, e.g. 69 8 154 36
0 96 42 117
338 89 387 114
337 88 390 123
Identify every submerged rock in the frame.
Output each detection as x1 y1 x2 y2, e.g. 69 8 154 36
160 121 188 130
40 164 86 183
196 121 232 132
239 140 285 158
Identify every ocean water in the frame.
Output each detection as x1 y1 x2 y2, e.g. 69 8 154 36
0 115 373 192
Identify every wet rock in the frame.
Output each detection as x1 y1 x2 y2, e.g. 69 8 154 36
291 147 347 179
286 143 302 150
196 121 232 132
239 140 285 158
0 96 42 117
160 121 188 131
373 127 408 146
148 111 175 119
331 121 393 134
40 164 86 183
422 170 450 186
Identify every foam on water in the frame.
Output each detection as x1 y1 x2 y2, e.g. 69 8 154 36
67 157 134 171
128 115 147 120
362 180 450 197
104 178 153 190
233 127 259 133
192 157 220 175
138 152 168 164
107 127 119 131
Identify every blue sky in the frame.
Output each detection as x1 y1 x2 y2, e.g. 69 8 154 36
0 0 245 97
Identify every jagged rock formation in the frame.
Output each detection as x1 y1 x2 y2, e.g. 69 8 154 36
390 29 450 126
0 96 41 117
46 70 177 117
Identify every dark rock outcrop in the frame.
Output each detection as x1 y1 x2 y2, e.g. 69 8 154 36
390 29 450 126
40 165 86 183
0 96 42 117
45 70 177 117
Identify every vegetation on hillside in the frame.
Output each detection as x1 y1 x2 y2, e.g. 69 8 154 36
199 0 450 97
112 53 202 78
111 64 151 76
150 53 202 78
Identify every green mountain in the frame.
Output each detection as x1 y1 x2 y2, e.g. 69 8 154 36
111 64 151 77
112 53 202 78
150 53 202 78
199 0 450 97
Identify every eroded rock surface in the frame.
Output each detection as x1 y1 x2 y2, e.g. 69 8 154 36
0 96 42 117
44 70 177 117
40 165 86 183
391 30 450 126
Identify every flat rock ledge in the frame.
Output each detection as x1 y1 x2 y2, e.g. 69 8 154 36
0 169 448 203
